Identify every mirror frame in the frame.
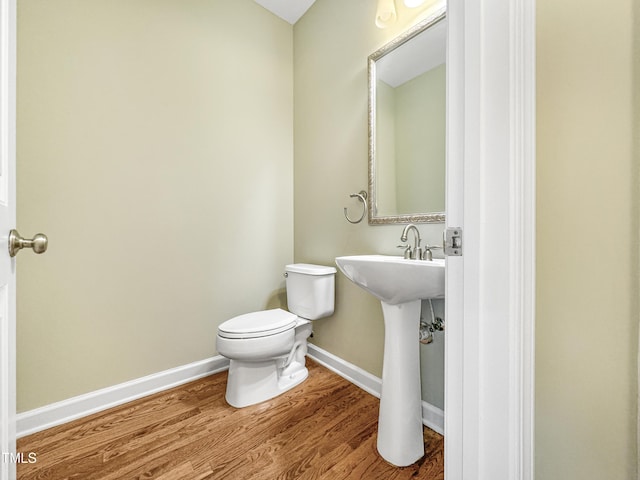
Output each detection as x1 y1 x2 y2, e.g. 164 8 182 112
368 11 447 225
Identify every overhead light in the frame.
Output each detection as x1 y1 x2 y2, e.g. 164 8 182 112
404 0 426 7
375 0 397 28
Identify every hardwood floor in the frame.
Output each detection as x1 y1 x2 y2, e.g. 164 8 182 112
17 359 444 480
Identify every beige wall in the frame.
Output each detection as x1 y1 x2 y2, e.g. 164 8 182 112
293 0 446 408
636 3 640 475
536 0 639 478
17 0 293 411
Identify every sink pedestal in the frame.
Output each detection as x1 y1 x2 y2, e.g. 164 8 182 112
378 299 424 466
334 255 444 467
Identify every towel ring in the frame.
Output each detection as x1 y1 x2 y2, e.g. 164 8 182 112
343 190 368 224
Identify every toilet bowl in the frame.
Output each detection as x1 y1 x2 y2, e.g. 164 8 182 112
216 264 336 408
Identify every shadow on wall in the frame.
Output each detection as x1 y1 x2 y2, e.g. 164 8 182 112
265 289 287 311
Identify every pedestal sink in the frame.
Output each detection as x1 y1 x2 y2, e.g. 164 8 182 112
335 255 445 467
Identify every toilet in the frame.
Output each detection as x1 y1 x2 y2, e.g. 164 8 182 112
216 263 336 408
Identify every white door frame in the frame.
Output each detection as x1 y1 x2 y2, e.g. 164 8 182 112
445 0 536 479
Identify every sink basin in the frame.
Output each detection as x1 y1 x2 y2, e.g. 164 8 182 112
335 255 444 304
335 254 446 467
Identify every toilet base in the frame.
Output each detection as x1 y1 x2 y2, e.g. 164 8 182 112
225 356 309 408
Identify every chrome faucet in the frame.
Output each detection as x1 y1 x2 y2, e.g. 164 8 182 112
400 224 422 260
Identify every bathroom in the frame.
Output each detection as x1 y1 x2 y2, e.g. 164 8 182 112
8 0 640 479
16 0 446 474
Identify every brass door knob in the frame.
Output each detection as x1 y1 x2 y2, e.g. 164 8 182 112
8 229 48 257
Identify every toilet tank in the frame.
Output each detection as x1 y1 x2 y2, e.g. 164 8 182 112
285 264 336 320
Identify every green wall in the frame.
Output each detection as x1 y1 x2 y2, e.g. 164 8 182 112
536 0 639 478
293 0 446 407
17 0 294 411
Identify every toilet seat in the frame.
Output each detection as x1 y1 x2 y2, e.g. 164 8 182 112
218 308 297 339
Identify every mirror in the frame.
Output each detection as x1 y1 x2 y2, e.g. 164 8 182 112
368 12 446 224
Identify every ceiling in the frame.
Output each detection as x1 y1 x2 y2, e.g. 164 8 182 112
253 0 316 24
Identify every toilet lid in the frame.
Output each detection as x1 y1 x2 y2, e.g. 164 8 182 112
218 308 298 339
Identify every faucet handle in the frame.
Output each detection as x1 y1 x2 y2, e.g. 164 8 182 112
422 244 443 261
397 244 412 259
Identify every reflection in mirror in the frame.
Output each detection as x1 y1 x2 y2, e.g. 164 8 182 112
368 11 446 224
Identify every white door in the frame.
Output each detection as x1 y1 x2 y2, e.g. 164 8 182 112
0 5 48 477
444 1 535 479
0 5 47 477
0 1 17 479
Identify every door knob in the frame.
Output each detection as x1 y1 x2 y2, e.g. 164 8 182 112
8 229 48 258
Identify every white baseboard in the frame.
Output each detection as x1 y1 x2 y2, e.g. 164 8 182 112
17 346 444 439
307 343 445 435
16 356 231 438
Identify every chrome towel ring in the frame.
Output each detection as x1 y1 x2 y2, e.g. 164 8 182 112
343 190 368 224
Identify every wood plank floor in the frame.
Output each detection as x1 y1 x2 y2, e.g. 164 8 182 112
17 359 444 480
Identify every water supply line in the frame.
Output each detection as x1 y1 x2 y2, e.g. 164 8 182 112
283 340 305 368
419 299 444 345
